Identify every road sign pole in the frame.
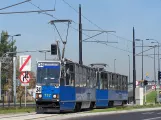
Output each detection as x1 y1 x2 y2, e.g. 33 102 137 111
0 62 1 101
144 85 146 104
158 71 161 103
13 57 17 107
157 83 159 103
25 85 26 107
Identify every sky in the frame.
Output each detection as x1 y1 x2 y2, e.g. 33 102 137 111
0 0 161 82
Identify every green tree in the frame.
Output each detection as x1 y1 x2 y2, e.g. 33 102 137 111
0 31 17 100
0 31 17 57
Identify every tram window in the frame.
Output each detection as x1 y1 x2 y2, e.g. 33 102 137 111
116 74 119 90
100 72 103 89
75 65 80 87
101 73 104 79
86 69 90 88
120 75 122 91
66 70 70 85
112 74 115 90
104 73 108 89
108 73 112 89
82 67 87 87
89 70 94 88
69 65 74 72
122 76 125 90
113 74 116 90
115 74 118 90
121 76 123 90
119 75 121 90
92 70 97 88
70 73 75 86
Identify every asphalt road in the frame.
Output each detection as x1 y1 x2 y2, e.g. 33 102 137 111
67 110 161 120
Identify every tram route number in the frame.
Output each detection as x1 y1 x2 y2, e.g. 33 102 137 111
36 86 41 93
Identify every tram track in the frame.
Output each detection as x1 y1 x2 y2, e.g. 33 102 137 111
0 113 59 120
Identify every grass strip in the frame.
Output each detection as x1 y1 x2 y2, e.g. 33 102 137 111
0 107 35 114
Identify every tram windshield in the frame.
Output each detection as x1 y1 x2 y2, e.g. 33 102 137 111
36 62 61 85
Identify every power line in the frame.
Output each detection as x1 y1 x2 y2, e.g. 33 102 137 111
0 0 31 11
28 1 140 54
0 9 55 14
61 0 138 44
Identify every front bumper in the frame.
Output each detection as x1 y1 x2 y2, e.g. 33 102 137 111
36 99 60 108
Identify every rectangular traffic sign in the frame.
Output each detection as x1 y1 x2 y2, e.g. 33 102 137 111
21 83 29 86
19 55 31 71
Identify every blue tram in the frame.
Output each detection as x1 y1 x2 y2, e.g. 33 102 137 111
35 59 128 113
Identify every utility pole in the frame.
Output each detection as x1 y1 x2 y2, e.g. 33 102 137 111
128 55 130 83
154 46 156 91
13 57 17 107
142 40 143 85
0 62 1 101
11 36 14 103
133 27 136 104
79 4 83 65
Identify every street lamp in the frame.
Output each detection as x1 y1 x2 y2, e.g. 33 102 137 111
39 50 50 60
135 39 144 85
4 34 21 56
114 59 116 73
147 39 160 82
4 34 21 107
149 45 158 91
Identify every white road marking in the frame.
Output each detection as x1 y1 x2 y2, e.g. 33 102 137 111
143 116 161 120
142 112 154 114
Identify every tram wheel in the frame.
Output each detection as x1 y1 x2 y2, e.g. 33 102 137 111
74 103 81 112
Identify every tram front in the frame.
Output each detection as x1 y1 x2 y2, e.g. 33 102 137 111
35 61 61 113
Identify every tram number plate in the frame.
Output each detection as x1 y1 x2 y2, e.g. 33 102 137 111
36 85 41 93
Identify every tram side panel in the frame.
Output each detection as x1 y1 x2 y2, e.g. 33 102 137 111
107 73 128 106
95 72 108 108
75 87 96 109
59 86 76 111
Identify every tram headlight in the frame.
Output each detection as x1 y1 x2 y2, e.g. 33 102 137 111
53 95 56 98
53 94 59 99
38 94 42 98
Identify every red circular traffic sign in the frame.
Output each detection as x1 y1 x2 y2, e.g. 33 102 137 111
151 85 155 90
19 72 31 83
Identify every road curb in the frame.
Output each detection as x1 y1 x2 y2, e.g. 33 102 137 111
55 107 161 120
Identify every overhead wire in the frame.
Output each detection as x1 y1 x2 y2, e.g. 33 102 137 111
0 0 32 11
61 0 156 59
61 0 137 44
0 9 55 14
28 1 151 56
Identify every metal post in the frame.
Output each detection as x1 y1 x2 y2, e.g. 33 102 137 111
25 85 26 107
133 27 136 104
145 85 146 104
114 59 116 73
157 43 160 103
154 47 156 91
79 4 83 65
12 36 14 102
128 55 130 83
142 40 143 83
0 62 1 101
13 57 17 107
